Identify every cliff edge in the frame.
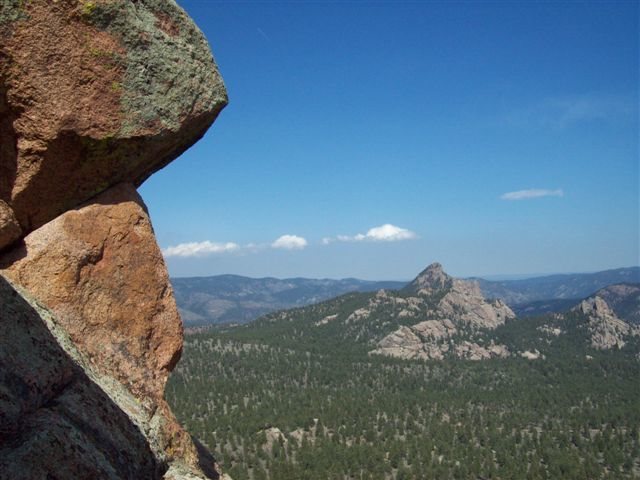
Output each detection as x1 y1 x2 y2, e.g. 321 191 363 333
0 1 228 478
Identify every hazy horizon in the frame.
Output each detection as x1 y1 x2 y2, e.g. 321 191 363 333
168 264 640 284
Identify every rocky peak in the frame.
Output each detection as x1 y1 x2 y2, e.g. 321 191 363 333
592 283 640 325
439 279 515 329
573 296 639 350
372 264 515 362
399 263 515 329
405 262 452 294
575 296 615 318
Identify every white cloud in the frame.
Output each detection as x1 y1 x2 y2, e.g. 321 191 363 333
325 224 417 244
505 93 634 129
163 233 310 257
500 189 564 201
545 95 633 127
365 224 417 241
271 234 308 250
162 241 240 258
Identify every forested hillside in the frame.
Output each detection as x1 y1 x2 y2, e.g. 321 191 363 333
170 267 639 327
167 267 640 479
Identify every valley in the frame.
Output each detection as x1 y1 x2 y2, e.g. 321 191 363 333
168 264 640 479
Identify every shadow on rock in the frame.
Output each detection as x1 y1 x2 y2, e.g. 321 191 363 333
0 275 165 479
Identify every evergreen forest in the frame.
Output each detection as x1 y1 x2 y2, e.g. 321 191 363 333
167 293 640 479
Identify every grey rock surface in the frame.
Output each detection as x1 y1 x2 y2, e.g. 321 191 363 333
574 296 640 350
372 264 514 361
0 276 163 479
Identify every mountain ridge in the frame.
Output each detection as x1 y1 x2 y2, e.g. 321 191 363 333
174 266 639 327
223 263 639 362
172 275 406 326
474 266 640 306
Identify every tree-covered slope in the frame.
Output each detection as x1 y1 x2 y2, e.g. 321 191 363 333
168 310 640 480
167 265 640 479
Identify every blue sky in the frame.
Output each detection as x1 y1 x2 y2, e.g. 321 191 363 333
139 0 639 280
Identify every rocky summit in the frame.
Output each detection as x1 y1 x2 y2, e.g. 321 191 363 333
404 262 452 294
403 262 515 329
0 1 228 479
373 263 515 360
590 283 640 325
249 263 517 362
573 295 640 350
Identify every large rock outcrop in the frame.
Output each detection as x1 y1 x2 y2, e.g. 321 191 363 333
0 276 163 479
439 279 514 329
371 263 515 361
404 262 452 294
591 283 640 325
0 0 227 247
0 1 228 478
574 296 640 350
406 262 515 329
0 183 180 404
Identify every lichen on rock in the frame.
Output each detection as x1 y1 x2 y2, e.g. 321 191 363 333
0 0 228 478
82 0 227 136
0 0 227 239
0 0 27 26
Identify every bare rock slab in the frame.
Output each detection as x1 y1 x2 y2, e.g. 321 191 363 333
0 199 20 249
0 183 181 403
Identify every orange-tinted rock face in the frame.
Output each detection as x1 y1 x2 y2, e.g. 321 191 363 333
0 1 228 478
0 200 20 249
0 183 180 403
0 183 223 478
0 0 227 239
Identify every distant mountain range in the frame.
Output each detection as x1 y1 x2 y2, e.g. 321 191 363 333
171 275 405 326
171 266 639 326
474 266 639 306
215 262 640 361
